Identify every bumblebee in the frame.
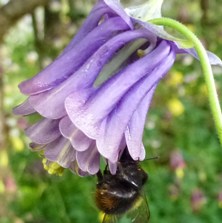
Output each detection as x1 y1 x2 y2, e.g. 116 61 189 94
95 149 150 223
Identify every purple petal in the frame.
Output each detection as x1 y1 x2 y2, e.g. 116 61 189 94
96 52 174 162
125 86 156 160
135 19 175 42
29 142 46 151
13 99 35 115
104 0 133 29
182 48 222 67
59 116 93 152
44 137 76 168
29 29 153 119
76 142 100 175
19 17 129 95
65 41 171 139
63 1 112 52
136 19 222 67
25 118 60 144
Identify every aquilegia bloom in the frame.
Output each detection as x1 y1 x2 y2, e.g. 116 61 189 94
14 0 222 175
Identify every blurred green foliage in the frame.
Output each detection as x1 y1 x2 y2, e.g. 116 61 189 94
1 0 222 222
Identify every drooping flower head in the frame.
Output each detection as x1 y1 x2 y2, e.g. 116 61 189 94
14 0 222 175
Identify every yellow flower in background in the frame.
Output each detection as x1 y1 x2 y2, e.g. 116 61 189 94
0 180 5 194
199 84 208 97
219 201 222 209
167 98 185 116
170 150 186 179
0 150 9 167
168 70 184 86
187 24 195 33
11 137 24 152
175 168 184 179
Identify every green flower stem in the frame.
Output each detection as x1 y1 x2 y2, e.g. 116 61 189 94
149 17 222 145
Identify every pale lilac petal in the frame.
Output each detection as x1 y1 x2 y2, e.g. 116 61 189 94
65 41 171 139
59 116 93 152
125 0 163 21
19 17 129 95
104 0 133 29
108 162 118 174
139 144 146 160
25 118 60 144
29 29 153 119
76 142 100 175
13 99 35 115
108 136 126 174
44 137 76 168
125 86 156 160
69 161 89 176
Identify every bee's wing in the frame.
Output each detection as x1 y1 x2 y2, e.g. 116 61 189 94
126 193 150 223
102 193 150 223
102 214 118 223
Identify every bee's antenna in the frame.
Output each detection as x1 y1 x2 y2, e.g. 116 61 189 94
143 156 159 162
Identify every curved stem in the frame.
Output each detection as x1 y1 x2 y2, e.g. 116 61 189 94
149 17 222 145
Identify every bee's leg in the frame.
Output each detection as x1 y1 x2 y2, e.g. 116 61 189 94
117 162 124 175
103 160 109 175
96 170 103 182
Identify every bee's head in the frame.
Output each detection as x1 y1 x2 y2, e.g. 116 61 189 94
118 161 148 189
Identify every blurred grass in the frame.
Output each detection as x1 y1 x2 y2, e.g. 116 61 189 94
1 0 222 222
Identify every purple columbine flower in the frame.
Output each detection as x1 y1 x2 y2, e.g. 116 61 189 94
14 0 222 175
